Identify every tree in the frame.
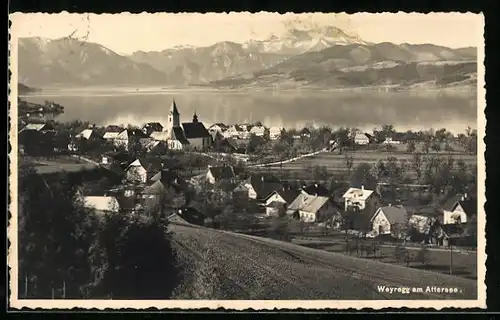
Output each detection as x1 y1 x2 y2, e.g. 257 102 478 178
350 163 377 190
394 244 406 263
385 157 403 184
411 152 423 184
344 153 354 176
311 165 329 181
18 168 99 298
406 141 416 153
421 141 431 154
246 133 266 154
417 245 431 265
88 212 180 299
431 142 441 153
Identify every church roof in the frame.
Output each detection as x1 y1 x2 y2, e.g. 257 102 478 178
182 122 211 139
171 99 180 115
171 127 190 145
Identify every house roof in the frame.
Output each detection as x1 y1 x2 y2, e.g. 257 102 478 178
103 132 119 139
150 131 170 141
247 174 283 199
20 123 50 132
138 138 160 150
83 196 120 213
171 127 190 145
342 187 374 200
233 184 248 192
267 201 286 209
150 169 188 191
229 125 244 132
355 133 369 140
182 122 211 139
209 123 228 130
374 205 408 225
301 195 331 214
208 166 236 181
265 189 301 204
250 125 266 133
143 122 163 130
105 125 123 133
76 129 95 139
458 198 478 217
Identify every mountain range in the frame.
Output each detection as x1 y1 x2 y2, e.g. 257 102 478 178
17 24 477 90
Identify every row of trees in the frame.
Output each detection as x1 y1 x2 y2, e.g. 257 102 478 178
18 167 180 299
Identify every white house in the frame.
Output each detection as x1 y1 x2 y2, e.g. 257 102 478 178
250 125 268 137
206 165 236 184
208 123 228 134
83 196 120 215
76 129 101 140
114 128 147 151
224 125 243 139
442 194 476 225
124 159 148 184
286 193 340 223
103 132 120 141
269 127 283 140
370 205 408 236
354 133 370 145
383 137 401 145
408 208 442 234
342 186 377 211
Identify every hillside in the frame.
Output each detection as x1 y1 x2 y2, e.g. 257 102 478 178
170 222 477 300
18 37 168 87
209 43 478 90
18 83 38 95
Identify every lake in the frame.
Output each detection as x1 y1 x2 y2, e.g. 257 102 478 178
20 89 478 134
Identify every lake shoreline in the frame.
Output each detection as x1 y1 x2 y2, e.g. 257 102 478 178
18 84 477 98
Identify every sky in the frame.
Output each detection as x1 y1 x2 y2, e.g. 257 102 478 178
10 12 483 55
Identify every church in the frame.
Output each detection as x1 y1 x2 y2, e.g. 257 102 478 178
164 99 212 151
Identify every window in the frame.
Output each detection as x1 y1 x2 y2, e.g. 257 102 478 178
379 225 384 234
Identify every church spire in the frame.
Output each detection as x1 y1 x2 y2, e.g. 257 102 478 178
192 110 198 123
171 98 179 116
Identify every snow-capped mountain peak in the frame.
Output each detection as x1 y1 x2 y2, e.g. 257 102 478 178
242 25 366 55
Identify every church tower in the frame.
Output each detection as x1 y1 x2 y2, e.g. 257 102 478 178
192 111 198 123
167 98 180 134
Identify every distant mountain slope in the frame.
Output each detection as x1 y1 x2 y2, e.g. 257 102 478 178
18 37 168 87
209 43 478 90
18 83 38 94
129 41 290 86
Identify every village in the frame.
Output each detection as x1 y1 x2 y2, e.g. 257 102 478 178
18 98 478 280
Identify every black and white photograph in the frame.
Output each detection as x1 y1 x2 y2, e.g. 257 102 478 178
8 12 485 309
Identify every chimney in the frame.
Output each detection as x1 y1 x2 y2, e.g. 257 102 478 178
261 176 265 182
361 185 364 191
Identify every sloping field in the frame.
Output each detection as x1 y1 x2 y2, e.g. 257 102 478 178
169 222 477 300
263 151 477 174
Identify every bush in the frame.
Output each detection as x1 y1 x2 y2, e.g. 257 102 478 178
417 245 431 265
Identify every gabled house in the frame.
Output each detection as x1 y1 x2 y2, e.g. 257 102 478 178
149 131 170 142
138 138 168 153
224 125 244 139
241 173 284 201
75 129 102 141
286 193 341 223
264 189 301 207
354 133 370 145
408 206 443 234
142 122 164 136
114 128 148 151
269 127 284 140
342 186 378 211
208 123 228 134
442 194 477 225
250 125 268 137
206 165 237 184
103 131 120 141
140 169 189 212
266 201 287 217
370 204 409 237
82 196 120 215
19 122 55 133
212 131 238 153
123 158 163 184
